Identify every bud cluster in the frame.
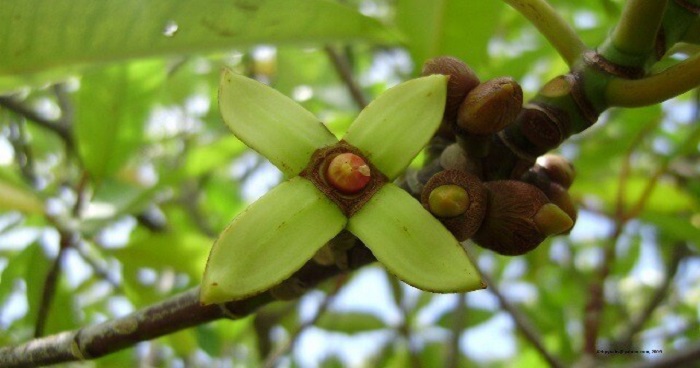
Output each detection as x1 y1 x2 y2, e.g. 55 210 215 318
419 56 578 256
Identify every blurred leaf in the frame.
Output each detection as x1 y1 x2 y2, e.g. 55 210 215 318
75 60 165 181
183 136 246 177
643 212 700 245
0 0 398 91
396 0 504 70
315 311 387 334
0 176 43 215
436 307 492 329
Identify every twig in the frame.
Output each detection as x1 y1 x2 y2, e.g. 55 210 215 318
72 242 123 292
34 233 72 338
0 96 73 146
262 288 339 368
6 120 38 186
501 0 588 66
610 244 688 350
325 45 369 109
606 52 700 107
481 272 566 368
606 0 669 58
446 294 467 368
625 340 700 368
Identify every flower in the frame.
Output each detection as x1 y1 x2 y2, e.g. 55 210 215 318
200 69 484 304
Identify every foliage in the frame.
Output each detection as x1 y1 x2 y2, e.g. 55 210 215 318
0 0 699 367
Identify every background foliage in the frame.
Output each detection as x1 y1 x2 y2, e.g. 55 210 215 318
0 0 698 367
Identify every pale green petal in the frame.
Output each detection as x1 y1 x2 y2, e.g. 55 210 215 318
200 177 346 304
342 75 447 179
347 184 483 293
219 69 338 176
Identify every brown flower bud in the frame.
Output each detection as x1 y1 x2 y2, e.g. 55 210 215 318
421 170 487 241
457 77 523 135
540 182 577 234
472 180 571 256
422 56 480 122
537 154 575 189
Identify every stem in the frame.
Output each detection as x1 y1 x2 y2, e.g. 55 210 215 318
480 272 566 368
602 0 669 63
325 45 369 109
446 294 466 368
625 340 700 368
606 52 700 107
501 0 587 66
611 244 687 350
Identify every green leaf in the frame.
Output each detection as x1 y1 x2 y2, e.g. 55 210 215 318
219 69 338 177
396 0 504 69
0 0 398 91
342 75 447 180
74 60 165 181
200 177 347 304
0 177 43 215
315 311 387 334
347 184 483 293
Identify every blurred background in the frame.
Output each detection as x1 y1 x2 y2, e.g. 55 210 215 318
0 0 698 367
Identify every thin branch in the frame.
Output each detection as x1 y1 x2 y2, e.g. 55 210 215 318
501 0 588 66
34 236 70 338
480 272 566 368
446 293 467 368
262 288 339 368
611 244 688 350
324 45 369 109
607 0 669 57
0 96 73 146
606 52 700 107
625 340 700 368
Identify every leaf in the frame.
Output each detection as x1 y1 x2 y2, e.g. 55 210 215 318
200 177 347 304
347 184 484 293
0 177 43 215
0 0 398 91
183 136 246 177
396 0 505 69
342 75 447 180
436 307 492 328
74 60 165 181
315 311 387 334
219 69 338 177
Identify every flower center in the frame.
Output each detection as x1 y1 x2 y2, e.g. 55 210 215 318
326 153 371 194
300 141 387 218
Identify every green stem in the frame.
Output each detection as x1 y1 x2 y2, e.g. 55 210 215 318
605 52 700 107
600 0 669 65
501 0 587 66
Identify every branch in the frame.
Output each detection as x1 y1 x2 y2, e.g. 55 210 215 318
501 0 587 66
0 246 376 367
606 52 700 107
480 272 566 368
625 340 700 368
611 243 688 350
33 241 68 338
0 96 73 147
446 293 467 368
601 0 669 64
324 45 369 109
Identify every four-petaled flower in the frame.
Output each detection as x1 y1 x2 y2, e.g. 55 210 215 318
200 69 484 304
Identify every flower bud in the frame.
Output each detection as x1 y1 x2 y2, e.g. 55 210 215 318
428 185 470 218
457 77 523 135
421 170 487 241
472 180 571 255
422 56 480 122
537 154 575 189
